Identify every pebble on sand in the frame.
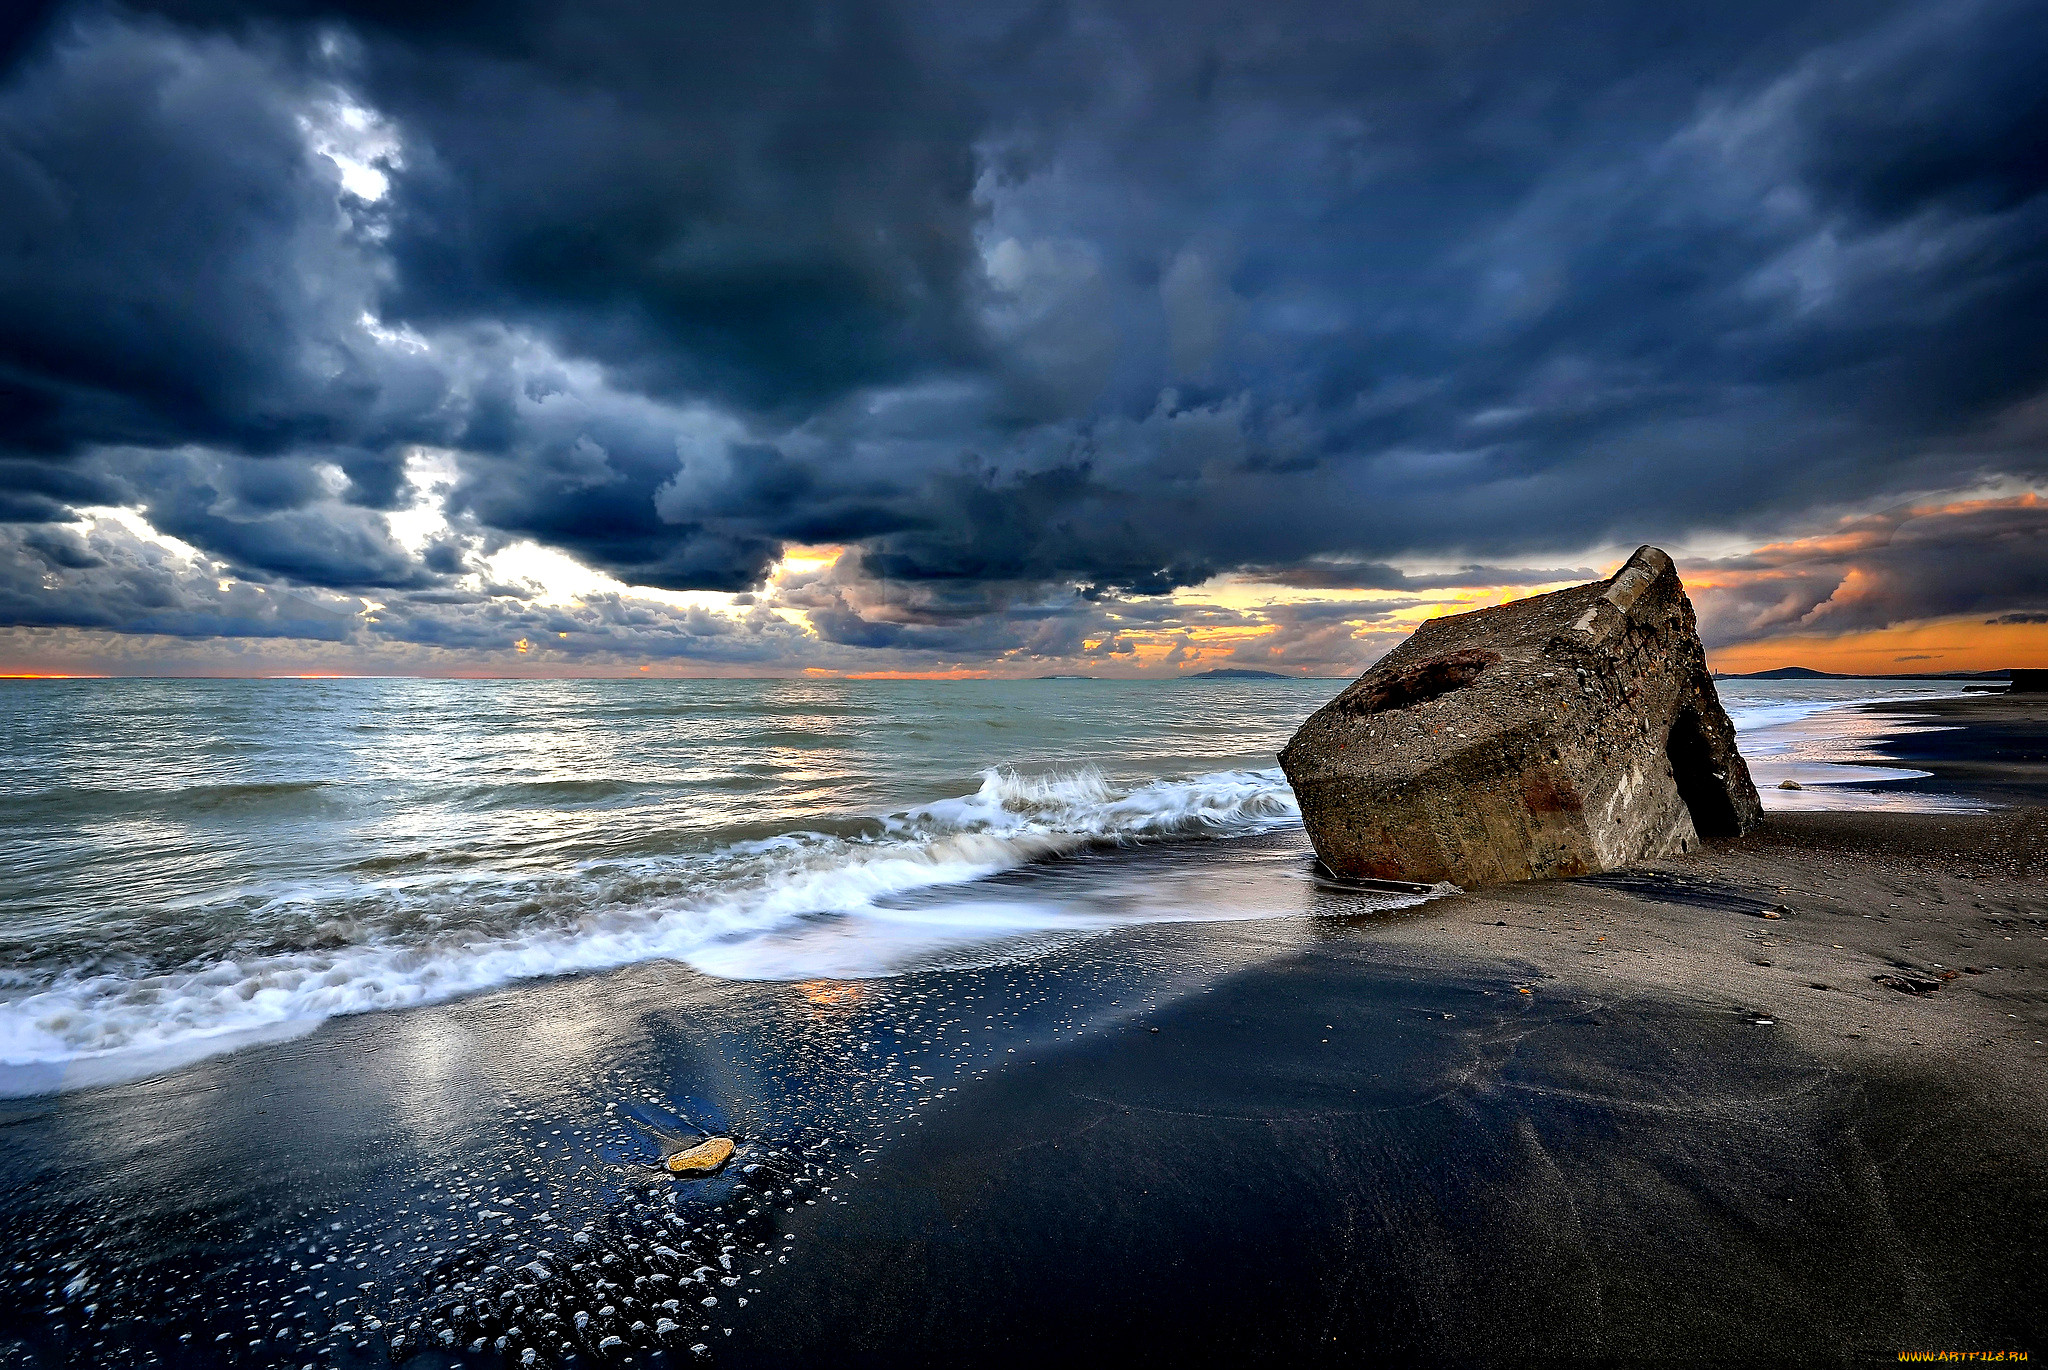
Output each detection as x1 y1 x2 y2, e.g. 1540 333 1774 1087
667 1138 736 1176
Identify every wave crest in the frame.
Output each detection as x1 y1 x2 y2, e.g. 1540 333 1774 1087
0 766 1298 1092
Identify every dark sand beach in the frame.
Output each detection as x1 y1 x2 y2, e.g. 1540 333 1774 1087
3 694 2043 1368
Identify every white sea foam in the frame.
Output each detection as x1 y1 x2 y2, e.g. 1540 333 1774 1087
0 766 1299 1094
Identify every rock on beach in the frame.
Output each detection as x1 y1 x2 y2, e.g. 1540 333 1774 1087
1279 545 1762 886
666 1137 735 1175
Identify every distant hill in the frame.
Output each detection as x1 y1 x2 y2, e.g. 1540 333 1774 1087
1714 667 2014 681
1033 674 1097 680
1184 668 1295 680
1714 667 1849 680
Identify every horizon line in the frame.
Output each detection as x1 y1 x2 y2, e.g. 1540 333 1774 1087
0 667 2029 683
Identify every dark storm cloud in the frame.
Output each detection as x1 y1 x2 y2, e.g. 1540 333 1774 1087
118 448 455 588
0 18 448 461
0 0 2044 646
776 555 1106 656
374 3 984 411
1242 562 1600 592
0 456 123 522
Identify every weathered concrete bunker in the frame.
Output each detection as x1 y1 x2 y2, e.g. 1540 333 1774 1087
1278 546 1762 886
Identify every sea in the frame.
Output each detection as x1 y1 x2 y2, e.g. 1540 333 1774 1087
0 674 1981 1098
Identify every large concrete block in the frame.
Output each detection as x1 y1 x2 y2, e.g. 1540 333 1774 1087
1278 546 1762 886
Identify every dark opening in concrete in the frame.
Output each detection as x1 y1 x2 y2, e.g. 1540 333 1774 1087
1666 708 1742 838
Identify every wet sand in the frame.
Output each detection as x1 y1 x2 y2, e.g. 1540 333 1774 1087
1864 693 2048 806
3 696 2043 1368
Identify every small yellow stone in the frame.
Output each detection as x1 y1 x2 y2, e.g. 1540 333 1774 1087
665 1137 734 1175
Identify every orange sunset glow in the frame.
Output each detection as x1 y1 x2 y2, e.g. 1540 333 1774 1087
1708 616 2048 676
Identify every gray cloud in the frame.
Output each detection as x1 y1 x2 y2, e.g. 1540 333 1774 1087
0 515 373 639
0 0 2043 665
1239 562 1601 592
1685 496 2048 643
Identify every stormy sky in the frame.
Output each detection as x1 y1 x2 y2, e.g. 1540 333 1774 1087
0 0 2043 676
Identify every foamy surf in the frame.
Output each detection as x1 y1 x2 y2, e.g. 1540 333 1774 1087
0 766 1300 1094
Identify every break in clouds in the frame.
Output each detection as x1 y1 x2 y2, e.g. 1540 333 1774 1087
1 0 2045 673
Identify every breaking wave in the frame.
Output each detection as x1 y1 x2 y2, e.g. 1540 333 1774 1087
0 766 1298 1093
